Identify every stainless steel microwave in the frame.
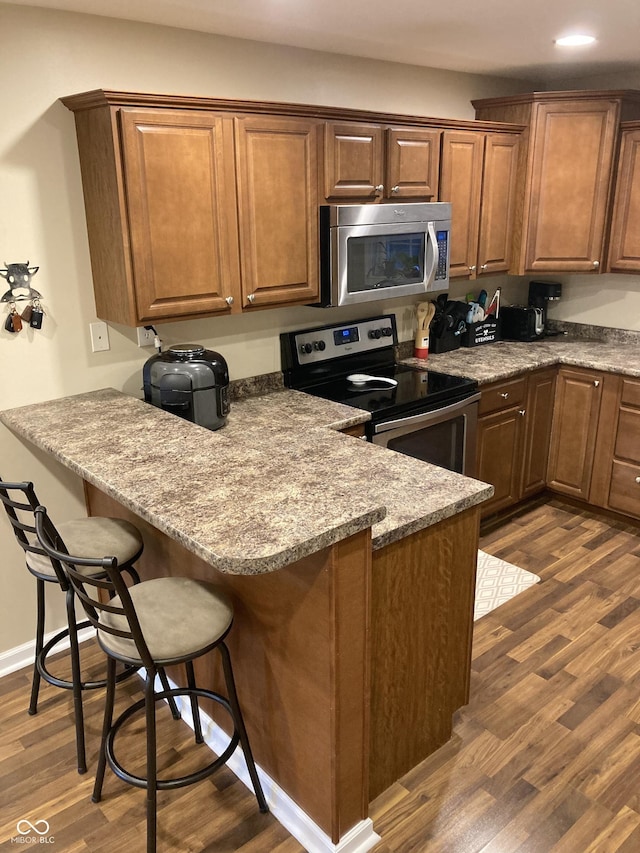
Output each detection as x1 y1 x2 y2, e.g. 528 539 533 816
317 202 451 308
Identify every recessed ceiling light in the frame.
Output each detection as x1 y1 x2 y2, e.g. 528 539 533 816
555 34 596 46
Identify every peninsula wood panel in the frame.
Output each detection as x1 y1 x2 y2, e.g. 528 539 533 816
369 507 479 799
84 483 371 843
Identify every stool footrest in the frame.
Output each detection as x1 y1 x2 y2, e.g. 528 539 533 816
106 687 241 792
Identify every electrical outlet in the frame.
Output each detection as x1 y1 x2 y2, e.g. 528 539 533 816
90 321 110 352
136 326 156 347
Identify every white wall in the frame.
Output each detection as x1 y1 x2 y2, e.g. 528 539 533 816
0 2 636 658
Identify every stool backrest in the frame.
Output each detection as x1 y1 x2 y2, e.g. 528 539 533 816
0 477 69 588
34 505 155 669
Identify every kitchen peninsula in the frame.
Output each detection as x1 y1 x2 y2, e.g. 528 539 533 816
0 388 492 853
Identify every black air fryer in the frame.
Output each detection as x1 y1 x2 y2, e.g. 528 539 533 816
143 344 230 431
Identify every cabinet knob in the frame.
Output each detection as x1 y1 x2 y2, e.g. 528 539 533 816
636 477 640 485
374 185 384 194
225 296 234 306
593 380 600 387
593 260 600 268
499 392 509 399
391 185 400 194
480 264 488 271
247 293 256 304
469 265 476 272
519 409 526 417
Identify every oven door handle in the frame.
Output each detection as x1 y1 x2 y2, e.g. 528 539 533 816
371 391 481 435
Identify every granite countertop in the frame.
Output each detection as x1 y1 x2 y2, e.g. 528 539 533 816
0 388 493 574
401 335 640 384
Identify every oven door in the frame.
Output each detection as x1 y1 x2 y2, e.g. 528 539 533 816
369 393 480 477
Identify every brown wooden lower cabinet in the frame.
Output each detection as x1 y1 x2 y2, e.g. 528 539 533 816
547 367 604 499
85 484 479 838
476 370 555 517
602 377 640 519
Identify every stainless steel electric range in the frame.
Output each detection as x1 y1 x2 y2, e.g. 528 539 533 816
280 314 480 476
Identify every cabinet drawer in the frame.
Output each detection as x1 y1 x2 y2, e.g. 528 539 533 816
621 378 640 408
615 407 640 463
479 377 527 416
608 459 640 518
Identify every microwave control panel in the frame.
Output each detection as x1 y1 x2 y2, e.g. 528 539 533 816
435 230 449 281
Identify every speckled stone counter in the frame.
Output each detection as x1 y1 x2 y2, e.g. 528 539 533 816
401 335 640 384
0 387 493 571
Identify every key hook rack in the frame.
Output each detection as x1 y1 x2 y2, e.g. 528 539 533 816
1 261 43 302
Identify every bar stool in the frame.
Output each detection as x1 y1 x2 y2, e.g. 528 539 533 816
34 504 269 853
0 478 144 773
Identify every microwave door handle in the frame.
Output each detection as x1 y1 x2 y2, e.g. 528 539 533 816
425 221 438 288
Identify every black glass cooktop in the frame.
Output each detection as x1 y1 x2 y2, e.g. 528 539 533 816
300 363 477 421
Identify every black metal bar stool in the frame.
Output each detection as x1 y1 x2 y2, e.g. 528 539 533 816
35 504 269 853
0 478 145 773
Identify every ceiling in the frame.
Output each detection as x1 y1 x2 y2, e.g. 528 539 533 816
10 0 640 84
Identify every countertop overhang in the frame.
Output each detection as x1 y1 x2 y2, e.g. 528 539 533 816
0 387 493 574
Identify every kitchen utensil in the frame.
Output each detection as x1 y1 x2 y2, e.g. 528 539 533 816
486 287 501 318
414 301 436 358
347 373 398 387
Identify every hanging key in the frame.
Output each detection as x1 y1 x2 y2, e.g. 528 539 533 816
30 299 44 329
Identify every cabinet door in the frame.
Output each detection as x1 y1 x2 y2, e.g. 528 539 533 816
119 109 241 322
547 368 603 499
324 122 384 200
386 128 440 199
524 100 619 273
608 128 640 273
607 378 640 518
439 131 484 279
477 133 520 277
235 115 320 308
521 369 556 498
477 407 525 517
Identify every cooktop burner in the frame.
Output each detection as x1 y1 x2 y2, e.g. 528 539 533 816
280 313 477 422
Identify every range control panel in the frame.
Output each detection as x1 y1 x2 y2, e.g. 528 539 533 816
290 315 397 366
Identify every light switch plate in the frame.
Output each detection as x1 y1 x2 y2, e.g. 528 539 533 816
90 321 110 352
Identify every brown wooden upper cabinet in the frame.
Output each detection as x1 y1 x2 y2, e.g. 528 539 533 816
323 122 440 201
62 91 320 325
439 130 519 280
234 115 319 309
607 123 640 273
473 91 640 275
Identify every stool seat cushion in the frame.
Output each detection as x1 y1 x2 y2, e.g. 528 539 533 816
98 577 234 664
26 517 143 578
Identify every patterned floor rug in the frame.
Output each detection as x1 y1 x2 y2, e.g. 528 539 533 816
474 550 541 620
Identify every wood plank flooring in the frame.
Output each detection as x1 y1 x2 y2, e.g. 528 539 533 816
1 497 640 851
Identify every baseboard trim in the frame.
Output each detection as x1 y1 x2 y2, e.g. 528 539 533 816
158 674 381 853
0 626 94 679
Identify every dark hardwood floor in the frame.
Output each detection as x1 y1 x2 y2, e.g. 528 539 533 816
1 497 640 851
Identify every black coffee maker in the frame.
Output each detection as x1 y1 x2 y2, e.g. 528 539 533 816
143 344 230 431
528 280 562 336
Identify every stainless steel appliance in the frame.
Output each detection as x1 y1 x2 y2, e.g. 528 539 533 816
317 202 451 307
281 314 479 476
143 344 230 431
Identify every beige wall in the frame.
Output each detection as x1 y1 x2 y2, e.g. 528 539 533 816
0 2 636 657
